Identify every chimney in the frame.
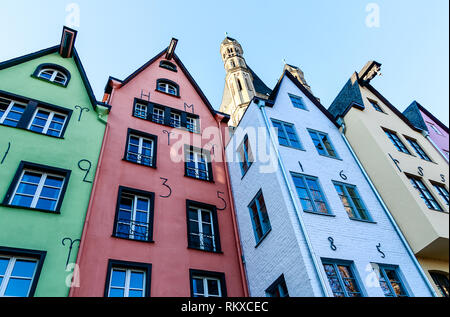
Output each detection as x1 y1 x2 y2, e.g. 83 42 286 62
59 26 78 58
358 61 381 83
165 38 178 60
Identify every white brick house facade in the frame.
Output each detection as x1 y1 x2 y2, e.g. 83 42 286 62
225 72 435 297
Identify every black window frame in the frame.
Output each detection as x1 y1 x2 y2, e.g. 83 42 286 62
368 98 384 113
156 78 180 97
430 181 449 207
0 90 72 138
383 128 411 155
2 161 71 214
404 136 432 162
0 246 46 297
407 174 443 211
123 128 158 169
186 200 222 253
189 269 227 298
112 186 155 243
32 63 71 88
159 60 177 72
104 259 152 297
184 145 214 182
430 271 449 297
265 274 289 297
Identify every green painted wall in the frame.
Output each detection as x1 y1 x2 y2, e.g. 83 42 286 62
0 52 107 296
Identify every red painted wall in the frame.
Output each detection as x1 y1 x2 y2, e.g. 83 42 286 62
70 52 247 297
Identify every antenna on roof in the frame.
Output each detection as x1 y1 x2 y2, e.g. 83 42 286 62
225 32 228 37
282 58 287 65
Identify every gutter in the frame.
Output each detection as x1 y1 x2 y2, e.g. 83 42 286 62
256 99 329 297
337 119 438 297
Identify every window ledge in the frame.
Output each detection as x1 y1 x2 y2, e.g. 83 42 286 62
0 123 65 139
0 203 61 214
132 114 201 134
111 235 154 243
349 217 377 224
154 89 180 98
122 158 157 169
279 144 306 151
318 153 342 161
184 174 214 183
187 246 223 254
303 210 336 217
254 229 272 248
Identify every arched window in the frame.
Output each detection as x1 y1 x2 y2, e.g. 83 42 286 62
230 60 236 68
159 60 177 72
33 64 71 87
156 79 179 97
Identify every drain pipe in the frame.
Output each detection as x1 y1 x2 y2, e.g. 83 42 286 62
256 99 330 297
422 131 449 164
337 119 438 297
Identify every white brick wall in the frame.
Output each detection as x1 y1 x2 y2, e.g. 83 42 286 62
225 75 434 297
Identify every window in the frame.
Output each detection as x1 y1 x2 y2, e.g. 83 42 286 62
105 260 151 297
187 201 221 252
124 129 157 168
134 103 147 119
430 272 449 297
189 270 226 297
238 135 253 176
289 93 307 110
266 275 289 297
405 137 432 161
152 107 164 124
37 68 68 85
369 99 384 112
271 119 303 149
28 108 67 137
407 175 442 211
377 265 408 297
0 97 26 127
170 112 181 128
432 183 449 206
159 60 177 72
292 173 331 215
333 182 371 221
308 130 338 158
185 146 213 181
428 122 443 136
383 129 411 154
0 248 46 297
322 260 362 297
248 190 271 243
4 162 70 213
157 79 179 96
186 116 199 133
114 187 154 242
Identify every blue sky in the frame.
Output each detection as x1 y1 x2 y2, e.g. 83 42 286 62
1 0 448 125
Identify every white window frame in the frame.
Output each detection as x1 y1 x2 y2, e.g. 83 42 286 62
9 169 65 211
189 207 216 252
152 108 164 124
428 122 443 136
134 103 147 119
117 193 151 240
37 68 68 85
0 255 39 297
170 112 181 128
186 150 209 180
0 98 27 126
27 108 68 137
157 82 178 95
108 268 146 297
186 116 199 132
192 276 222 297
127 135 154 166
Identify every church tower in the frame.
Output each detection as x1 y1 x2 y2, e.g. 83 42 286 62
219 36 271 127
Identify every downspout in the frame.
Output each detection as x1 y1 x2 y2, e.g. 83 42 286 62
215 115 250 297
256 100 329 297
69 107 111 297
337 119 438 297
422 130 449 164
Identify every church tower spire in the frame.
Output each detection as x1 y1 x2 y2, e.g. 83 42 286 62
219 36 270 127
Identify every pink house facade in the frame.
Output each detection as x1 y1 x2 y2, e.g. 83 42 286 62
403 101 449 162
70 40 248 297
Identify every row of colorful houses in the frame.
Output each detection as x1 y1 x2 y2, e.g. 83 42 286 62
0 28 448 297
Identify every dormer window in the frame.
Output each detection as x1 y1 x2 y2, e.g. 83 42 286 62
33 64 71 87
159 60 177 72
156 79 179 97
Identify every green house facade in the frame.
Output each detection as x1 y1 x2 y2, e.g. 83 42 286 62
0 27 108 297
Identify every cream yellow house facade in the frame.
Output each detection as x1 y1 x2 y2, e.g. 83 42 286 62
329 61 449 297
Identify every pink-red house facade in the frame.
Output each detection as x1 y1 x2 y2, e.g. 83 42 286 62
70 40 248 297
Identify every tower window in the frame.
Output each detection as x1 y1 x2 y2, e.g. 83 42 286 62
237 79 243 91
